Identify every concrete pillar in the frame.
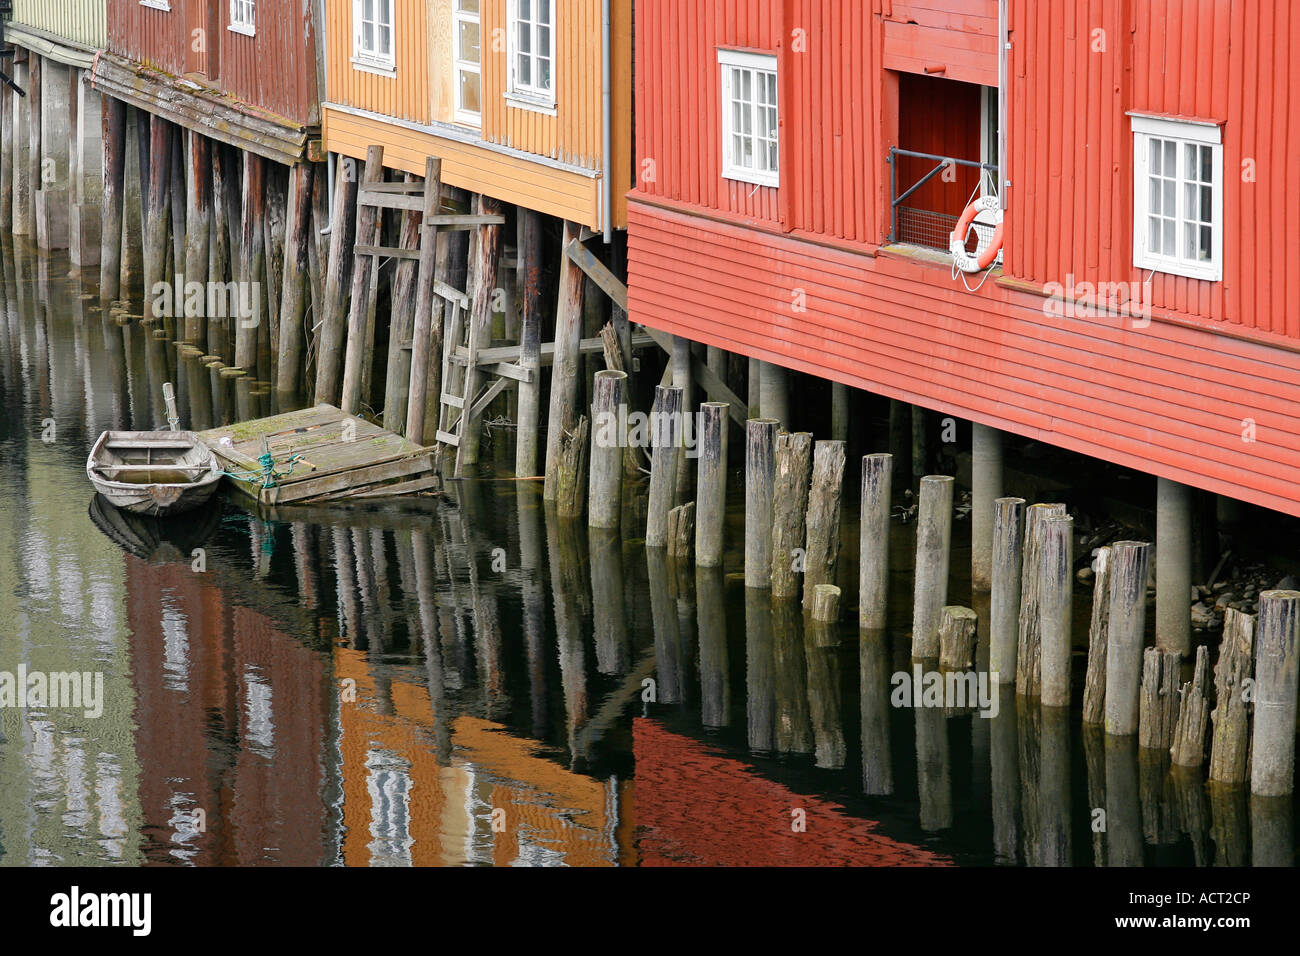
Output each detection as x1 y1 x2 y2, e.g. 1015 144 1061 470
36 58 71 250
1156 477 1192 657
759 361 789 431
11 57 33 237
70 69 103 267
971 423 1003 591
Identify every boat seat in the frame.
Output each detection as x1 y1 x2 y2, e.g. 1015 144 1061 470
93 463 210 472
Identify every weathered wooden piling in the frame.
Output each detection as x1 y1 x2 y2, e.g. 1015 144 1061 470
457 193 503 468
667 502 695 561
1209 608 1255 784
275 162 313 403
544 220 586 499
1138 647 1181 750
939 605 978 672
1156 477 1193 657
315 154 359 405
1103 540 1153 736
858 453 893 631
1081 545 1113 724
143 115 171 322
860 627 894 795
697 565 731 728
235 150 266 370
1016 502 1067 695
971 423 1002 591
671 335 695 502
807 584 845 769
404 158 445 445
1039 513 1074 708
588 369 627 529
514 208 543 477
339 145 383 411
1250 589 1300 796
803 439 845 612
990 496 1025 683
911 475 954 659
744 418 778 588
694 401 729 566
769 431 813 601
100 96 128 305
553 415 589 520
746 587 776 749
1171 645 1211 767
645 384 683 547
183 131 211 345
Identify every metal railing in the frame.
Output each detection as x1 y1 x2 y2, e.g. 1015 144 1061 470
887 147 999 252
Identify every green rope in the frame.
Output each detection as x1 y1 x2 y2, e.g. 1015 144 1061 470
221 452 304 489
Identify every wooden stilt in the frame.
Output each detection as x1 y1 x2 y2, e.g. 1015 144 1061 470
759 361 788 429
235 150 265 370
1250 589 1300 796
382 172 424 432
769 431 813 601
803 439 845 612
515 207 543 476
276 162 314 405
168 128 186 309
456 193 502 471
404 156 444 444
1138 647 1181 751
209 145 235 362
672 335 694 502
263 164 288 369
990 496 1026 683
939 605 978 672
1171 645 1211 767
183 131 210 346
1082 545 1113 723
645 384 683 547
1209 608 1255 783
0 79 11 233
694 401 729 566
339 145 384 413
1039 513 1074 708
744 418 779 588
544 220 586 498
911 475 954 658
315 153 359 405
859 453 893 631
143 114 171 322
831 383 849 443
99 95 127 305
1016 502 1067 695
1103 540 1153 736
588 369 627 529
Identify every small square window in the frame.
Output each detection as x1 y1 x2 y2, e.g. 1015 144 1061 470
1131 114 1222 281
718 49 778 188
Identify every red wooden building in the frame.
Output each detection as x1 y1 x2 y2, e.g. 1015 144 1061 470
627 0 1300 520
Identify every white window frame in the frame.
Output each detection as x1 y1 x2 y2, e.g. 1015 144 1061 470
228 0 256 37
507 0 557 112
1131 113 1223 282
352 0 396 77
139 0 172 12
718 49 779 188
454 0 482 127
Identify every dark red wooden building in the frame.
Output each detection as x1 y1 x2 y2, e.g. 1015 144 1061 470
627 0 1300 519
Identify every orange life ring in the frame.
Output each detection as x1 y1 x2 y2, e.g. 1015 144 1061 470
950 196 1004 273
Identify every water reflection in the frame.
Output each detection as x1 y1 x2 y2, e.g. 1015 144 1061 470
0 237 1296 866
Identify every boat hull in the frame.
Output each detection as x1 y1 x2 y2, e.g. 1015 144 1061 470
87 431 224 517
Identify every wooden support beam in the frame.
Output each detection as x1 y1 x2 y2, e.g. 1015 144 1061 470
276 161 314 403
183 130 211 347
405 155 445 445
314 153 359 405
100 95 127 305
565 237 628 311
456 193 502 473
544 220 586 500
382 171 424 433
339 144 384 413
235 149 266 370
639 324 748 425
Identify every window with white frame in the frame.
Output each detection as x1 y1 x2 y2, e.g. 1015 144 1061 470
229 0 255 35
718 49 778 187
353 0 395 73
508 0 555 107
454 0 481 125
139 0 172 11
1132 114 1223 281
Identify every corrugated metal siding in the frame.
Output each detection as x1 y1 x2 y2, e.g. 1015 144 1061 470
1006 0 1300 337
10 0 106 49
107 0 319 126
634 0 782 224
628 196 1300 517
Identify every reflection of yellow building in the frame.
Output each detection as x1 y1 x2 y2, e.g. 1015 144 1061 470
335 646 633 866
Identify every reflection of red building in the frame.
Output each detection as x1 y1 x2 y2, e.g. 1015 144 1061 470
125 560 332 865
633 719 949 867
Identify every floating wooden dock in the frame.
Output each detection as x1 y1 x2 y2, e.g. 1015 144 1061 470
196 404 440 507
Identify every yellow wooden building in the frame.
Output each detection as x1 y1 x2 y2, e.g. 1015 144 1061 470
321 0 631 233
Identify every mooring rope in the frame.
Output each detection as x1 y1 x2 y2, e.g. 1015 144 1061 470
221 450 305 489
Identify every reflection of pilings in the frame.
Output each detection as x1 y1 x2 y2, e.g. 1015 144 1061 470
460 481 507 720
545 503 590 763
745 588 776 751
332 526 361 646
772 597 812 755
1250 795 1293 867
805 589 845 769
291 523 319 612
1208 782 1249 866
860 628 894 796
1083 725 1107 866
990 684 1020 863
646 546 682 705
591 527 630 675
1017 697 1041 861
1139 749 1176 846
672 552 698 706
696 565 730 728
517 483 549 738
411 528 453 765
1039 705 1071 866
1169 765 1209 866
915 700 952 832
1104 733 1143 866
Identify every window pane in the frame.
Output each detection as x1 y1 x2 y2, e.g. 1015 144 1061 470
538 24 550 56
1201 146 1212 183
767 140 777 172
1148 177 1161 214
459 20 479 61
1200 225 1211 260
460 71 480 113
539 0 550 23
518 22 530 53
363 21 373 50
1162 218 1174 254
539 57 551 90
741 69 752 104
732 134 744 166
1201 185 1212 222
520 0 530 19
1185 222 1197 260
1184 143 1196 181
1163 141 1175 176
1148 216 1162 253
364 0 373 22
459 0 479 11
1162 180 1174 217
518 53 530 85
1149 138 1161 175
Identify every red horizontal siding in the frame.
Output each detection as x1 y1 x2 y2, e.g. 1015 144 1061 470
628 196 1300 517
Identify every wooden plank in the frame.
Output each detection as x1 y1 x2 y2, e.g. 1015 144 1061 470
483 362 533 383
468 376 511 419
435 430 461 447
441 393 465 409
433 280 469 310
566 238 629 312
264 453 437 504
355 244 421 260
345 475 442 500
